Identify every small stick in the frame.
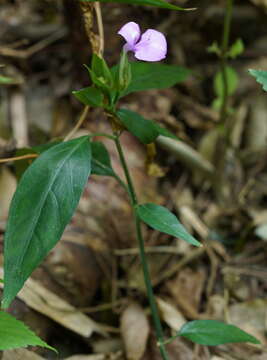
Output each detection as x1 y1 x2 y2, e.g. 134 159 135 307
0 154 38 164
64 106 89 141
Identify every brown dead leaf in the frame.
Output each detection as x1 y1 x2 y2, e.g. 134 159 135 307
0 268 105 338
229 299 267 345
157 297 186 331
120 302 150 360
65 355 105 360
0 167 17 221
166 267 206 318
2 349 44 360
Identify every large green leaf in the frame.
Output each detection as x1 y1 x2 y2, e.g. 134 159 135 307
178 320 260 346
249 69 267 92
3 136 91 308
136 203 201 246
91 141 115 176
117 109 177 144
112 62 190 97
80 0 195 11
0 311 56 351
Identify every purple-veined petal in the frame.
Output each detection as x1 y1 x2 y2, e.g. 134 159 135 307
118 22 141 50
134 29 167 62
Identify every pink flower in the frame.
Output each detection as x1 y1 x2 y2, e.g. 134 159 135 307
118 22 167 62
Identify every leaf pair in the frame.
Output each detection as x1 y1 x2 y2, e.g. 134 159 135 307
73 61 190 108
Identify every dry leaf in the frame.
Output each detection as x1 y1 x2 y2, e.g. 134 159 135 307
0 167 17 221
229 299 267 344
167 267 206 318
2 349 44 360
120 303 150 360
157 297 186 331
0 268 105 338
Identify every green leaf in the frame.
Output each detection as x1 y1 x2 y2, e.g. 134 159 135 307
228 38 244 59
91 53 113 86
91 141 115 176
79 0 195 11
32 140 62 154
214 66 239 97
178 320 260 346
0 311 56 351
3 136 91 308
14 142 62 180
112 62 190 97
136 203 201 246
0 76 15 84
0 279 3 283
72 86 104 107
117 109 159 144
117 109 177 144
207 41 221 56
249 69 267 92
211 97 223 111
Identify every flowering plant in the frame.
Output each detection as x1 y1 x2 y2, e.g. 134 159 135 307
0 19 260 358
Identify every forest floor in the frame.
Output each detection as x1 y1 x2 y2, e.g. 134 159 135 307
0 0 267 359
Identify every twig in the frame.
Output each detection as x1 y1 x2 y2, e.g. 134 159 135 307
79 299 125 313
114 246 189 256
0 28 67 59
94 2 104 55
0 154 38 164
152 247 205 286
64 106 89 141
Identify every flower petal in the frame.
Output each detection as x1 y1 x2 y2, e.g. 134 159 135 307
118 22 141 50
134 29 167 62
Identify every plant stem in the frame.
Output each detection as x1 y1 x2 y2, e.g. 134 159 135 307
114 135 170 360
219 0 233 124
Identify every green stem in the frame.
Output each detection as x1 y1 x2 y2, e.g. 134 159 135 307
114 135 170 360
219 0 233 124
